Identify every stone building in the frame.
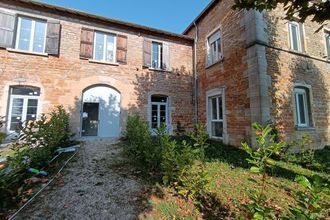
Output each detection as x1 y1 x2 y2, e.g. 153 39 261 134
0 0 194 139
184 0 330 148
0 0 329 148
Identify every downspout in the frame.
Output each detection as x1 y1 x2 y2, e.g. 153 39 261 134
193 22 199 124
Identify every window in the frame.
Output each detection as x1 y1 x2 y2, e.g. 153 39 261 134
206 30 222 66
93 31 116 62
325 31 330 59
15 16 47 53
151 95 168 129
209 94 224 138
7 86 40 131
152 42 163 69
288 21 303 52
294 86 311 127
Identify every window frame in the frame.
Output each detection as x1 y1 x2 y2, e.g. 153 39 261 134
206 29 222 67
92 31 117 63
151 41 163 69
288 21 302 52
325 30 330 60
15 16 47 53
293 85 313 128
206 88 226 142
7 86 41 132
150 95 168 130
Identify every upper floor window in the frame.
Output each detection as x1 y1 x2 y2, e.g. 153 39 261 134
288 21 303 52
206 30 222 66
93 31 116 62
325 31 330 60
15 16 47 53
294 86 312 127
152 42 163 69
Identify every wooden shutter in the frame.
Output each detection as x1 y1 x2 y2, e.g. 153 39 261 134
162 42 170 70
116 34 127 64
80 28 94 59
0 10 16 48
45 20 61 55
143 38 151 68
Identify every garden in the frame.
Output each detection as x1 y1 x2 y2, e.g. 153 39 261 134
124 115 330 219
0 106 77 219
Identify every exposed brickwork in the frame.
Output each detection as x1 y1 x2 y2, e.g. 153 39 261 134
0 2 194 136
265 9 330 148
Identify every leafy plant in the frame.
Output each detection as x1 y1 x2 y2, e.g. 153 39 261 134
284 175 329 220
241 122 285 219
189 124 209 162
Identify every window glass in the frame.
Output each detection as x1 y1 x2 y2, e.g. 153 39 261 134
209 94 224 138
17 17 46 52
151 95 168 129
297 94 306 124
17 17 32 51
289 22 302 51
294 87 310 127
152 42 162 69
33 21 46 53
94 32 105 61
212 97 217 120
106 35 115 62
326 32 330 59
12 86 40 96
212 121 223 137
207 30 221 66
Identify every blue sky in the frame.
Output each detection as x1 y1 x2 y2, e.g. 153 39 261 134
40 0 211 33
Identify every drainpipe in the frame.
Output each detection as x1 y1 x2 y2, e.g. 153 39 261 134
193 22 199 124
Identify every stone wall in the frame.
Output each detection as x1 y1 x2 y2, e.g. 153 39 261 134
186 0 251 146
265 8 330 148
0 2 194 137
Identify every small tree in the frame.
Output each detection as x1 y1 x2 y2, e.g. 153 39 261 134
241 122 285 219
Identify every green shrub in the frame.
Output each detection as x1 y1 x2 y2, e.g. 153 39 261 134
241 122 285 219
284 175 330 220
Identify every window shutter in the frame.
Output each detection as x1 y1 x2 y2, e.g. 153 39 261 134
143 38 151 68
116 34 127 64
45 20 61 55
80 28 94 59
162 42 170 70
0 10 16 48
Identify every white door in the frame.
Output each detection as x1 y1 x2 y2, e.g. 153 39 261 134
82 86 121 138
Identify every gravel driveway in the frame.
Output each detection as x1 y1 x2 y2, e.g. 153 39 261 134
16 139 147 220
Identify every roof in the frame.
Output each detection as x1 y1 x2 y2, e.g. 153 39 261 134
183 0 219 35
4 0 194 43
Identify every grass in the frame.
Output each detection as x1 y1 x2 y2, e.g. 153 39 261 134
0 145 15 159
139 142 330 219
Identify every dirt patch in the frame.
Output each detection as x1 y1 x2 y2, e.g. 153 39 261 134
16 139 148 219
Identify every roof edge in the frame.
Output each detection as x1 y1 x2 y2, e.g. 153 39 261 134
6 0 194 42
182 0 219 35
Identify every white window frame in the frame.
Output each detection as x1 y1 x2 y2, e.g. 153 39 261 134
325 30 330 60
93 31 117 62
288 21 302 52
206 29 222 66
15 16 47 53
7 94 40 132
150 96 168 130
294 87 309 127
206 88 227 142
151 41 163 69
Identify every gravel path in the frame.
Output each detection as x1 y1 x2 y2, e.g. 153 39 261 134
16 139 146 220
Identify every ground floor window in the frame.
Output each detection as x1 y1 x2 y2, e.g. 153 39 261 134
151 95 168 129
294 86 312 127
207 88 226 140
8 86 40 131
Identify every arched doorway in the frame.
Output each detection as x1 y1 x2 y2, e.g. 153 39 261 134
81 85 121 138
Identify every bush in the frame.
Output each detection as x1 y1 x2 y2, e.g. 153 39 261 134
0 106 72 212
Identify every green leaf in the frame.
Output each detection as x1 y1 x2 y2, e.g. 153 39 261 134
250 166 261 173
295 175 312 189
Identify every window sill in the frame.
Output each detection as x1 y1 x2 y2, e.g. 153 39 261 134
205 58 224 69
148 67 169 72
88 59 119 66
295 126 316 131
7 48 48 57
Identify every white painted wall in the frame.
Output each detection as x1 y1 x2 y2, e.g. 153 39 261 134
82 86 121 137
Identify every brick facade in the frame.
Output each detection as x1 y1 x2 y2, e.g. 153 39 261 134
0 1 194 138
185 0 330 148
